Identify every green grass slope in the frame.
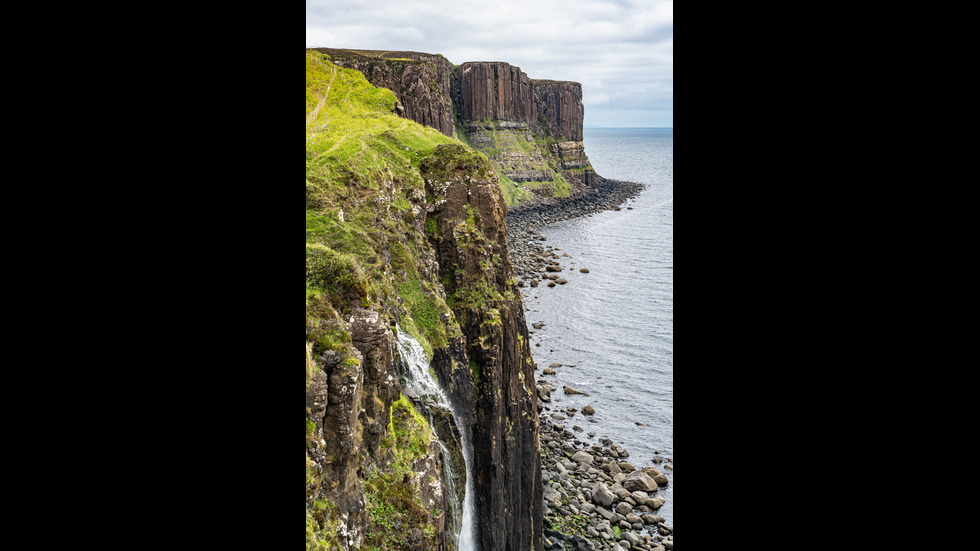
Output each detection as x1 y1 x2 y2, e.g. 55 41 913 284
306 50 487 551
305 50 466 356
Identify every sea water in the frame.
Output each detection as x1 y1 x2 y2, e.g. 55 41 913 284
524 127 674 526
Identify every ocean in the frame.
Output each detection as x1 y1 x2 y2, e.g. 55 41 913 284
523 127 674 526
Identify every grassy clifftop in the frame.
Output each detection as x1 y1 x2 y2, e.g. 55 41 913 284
307 49 543 551
306 51 463 352
305 51 485 551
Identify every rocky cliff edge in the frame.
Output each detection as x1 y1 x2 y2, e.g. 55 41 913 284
315 48 600 208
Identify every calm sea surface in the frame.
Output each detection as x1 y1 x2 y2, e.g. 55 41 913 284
523 127 673 526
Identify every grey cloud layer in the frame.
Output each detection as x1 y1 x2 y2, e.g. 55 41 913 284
307 0 672 126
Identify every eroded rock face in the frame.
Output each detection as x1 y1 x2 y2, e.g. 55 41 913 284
553 140 599 187
317 48 457 137
319 49 601 206
463 121 554 184
459 61 537 124
349 308 400 458
533 80 584 142
421 143 543 551
307 308 403 549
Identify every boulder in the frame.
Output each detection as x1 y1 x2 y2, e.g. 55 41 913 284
570 450 594 464
622 470 658 492
596 506 617 521
537 384 552 402
614 488 632 501
615 502 633 516
603 461 622 474
581 405 595 415
642 515 665 525
591 482 616 507
644 466 669 486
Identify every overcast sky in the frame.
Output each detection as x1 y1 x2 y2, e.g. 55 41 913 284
306 0 672 127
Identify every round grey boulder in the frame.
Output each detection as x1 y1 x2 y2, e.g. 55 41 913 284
622 470 658 492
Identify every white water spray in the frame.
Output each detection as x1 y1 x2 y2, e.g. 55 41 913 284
395 326 476 551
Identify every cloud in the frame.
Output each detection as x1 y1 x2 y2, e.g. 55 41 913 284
307 0 672 126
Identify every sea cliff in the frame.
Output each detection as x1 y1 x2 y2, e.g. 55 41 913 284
306 51 540 551
306 48 652 551
314 48 600 207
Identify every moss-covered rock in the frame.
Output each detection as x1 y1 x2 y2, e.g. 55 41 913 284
306 51 542 551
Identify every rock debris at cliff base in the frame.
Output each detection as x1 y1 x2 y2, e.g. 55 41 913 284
538 417 673 551
506 178 644 289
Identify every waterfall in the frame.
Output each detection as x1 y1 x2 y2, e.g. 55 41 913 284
395 326 476 551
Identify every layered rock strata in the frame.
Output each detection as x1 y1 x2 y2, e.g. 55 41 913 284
314 48 601 205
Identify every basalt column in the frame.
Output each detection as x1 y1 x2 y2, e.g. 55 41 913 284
459 62 536 124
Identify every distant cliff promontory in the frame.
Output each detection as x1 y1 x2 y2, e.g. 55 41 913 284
312 48 599 207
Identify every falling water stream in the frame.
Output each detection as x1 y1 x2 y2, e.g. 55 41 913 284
395 326 476 551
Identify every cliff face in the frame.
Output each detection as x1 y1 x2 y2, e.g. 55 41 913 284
307 53 541 551
532 80 584 141
315 48 458 137
459 62 537 124
421 144 542 551
315 49 600 206
307 48 613 551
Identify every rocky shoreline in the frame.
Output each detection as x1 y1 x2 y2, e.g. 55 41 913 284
506 178 645 288
538 416 673 551
505 178 673 551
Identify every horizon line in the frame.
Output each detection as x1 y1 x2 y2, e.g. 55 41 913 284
584 125 673 128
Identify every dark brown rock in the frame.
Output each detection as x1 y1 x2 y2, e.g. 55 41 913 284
315 48 458 137
460 61 537 124
533 80 584 141
421 143 543 551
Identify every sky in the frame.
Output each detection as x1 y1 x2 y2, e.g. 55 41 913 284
306 0 672 128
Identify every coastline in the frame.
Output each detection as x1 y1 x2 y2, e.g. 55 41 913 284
507 178 645 287
505 178 674 551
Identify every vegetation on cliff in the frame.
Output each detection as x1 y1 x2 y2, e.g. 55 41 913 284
306 50 465 550
315 49 598 209
307 49 541 551
306 50 458 359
